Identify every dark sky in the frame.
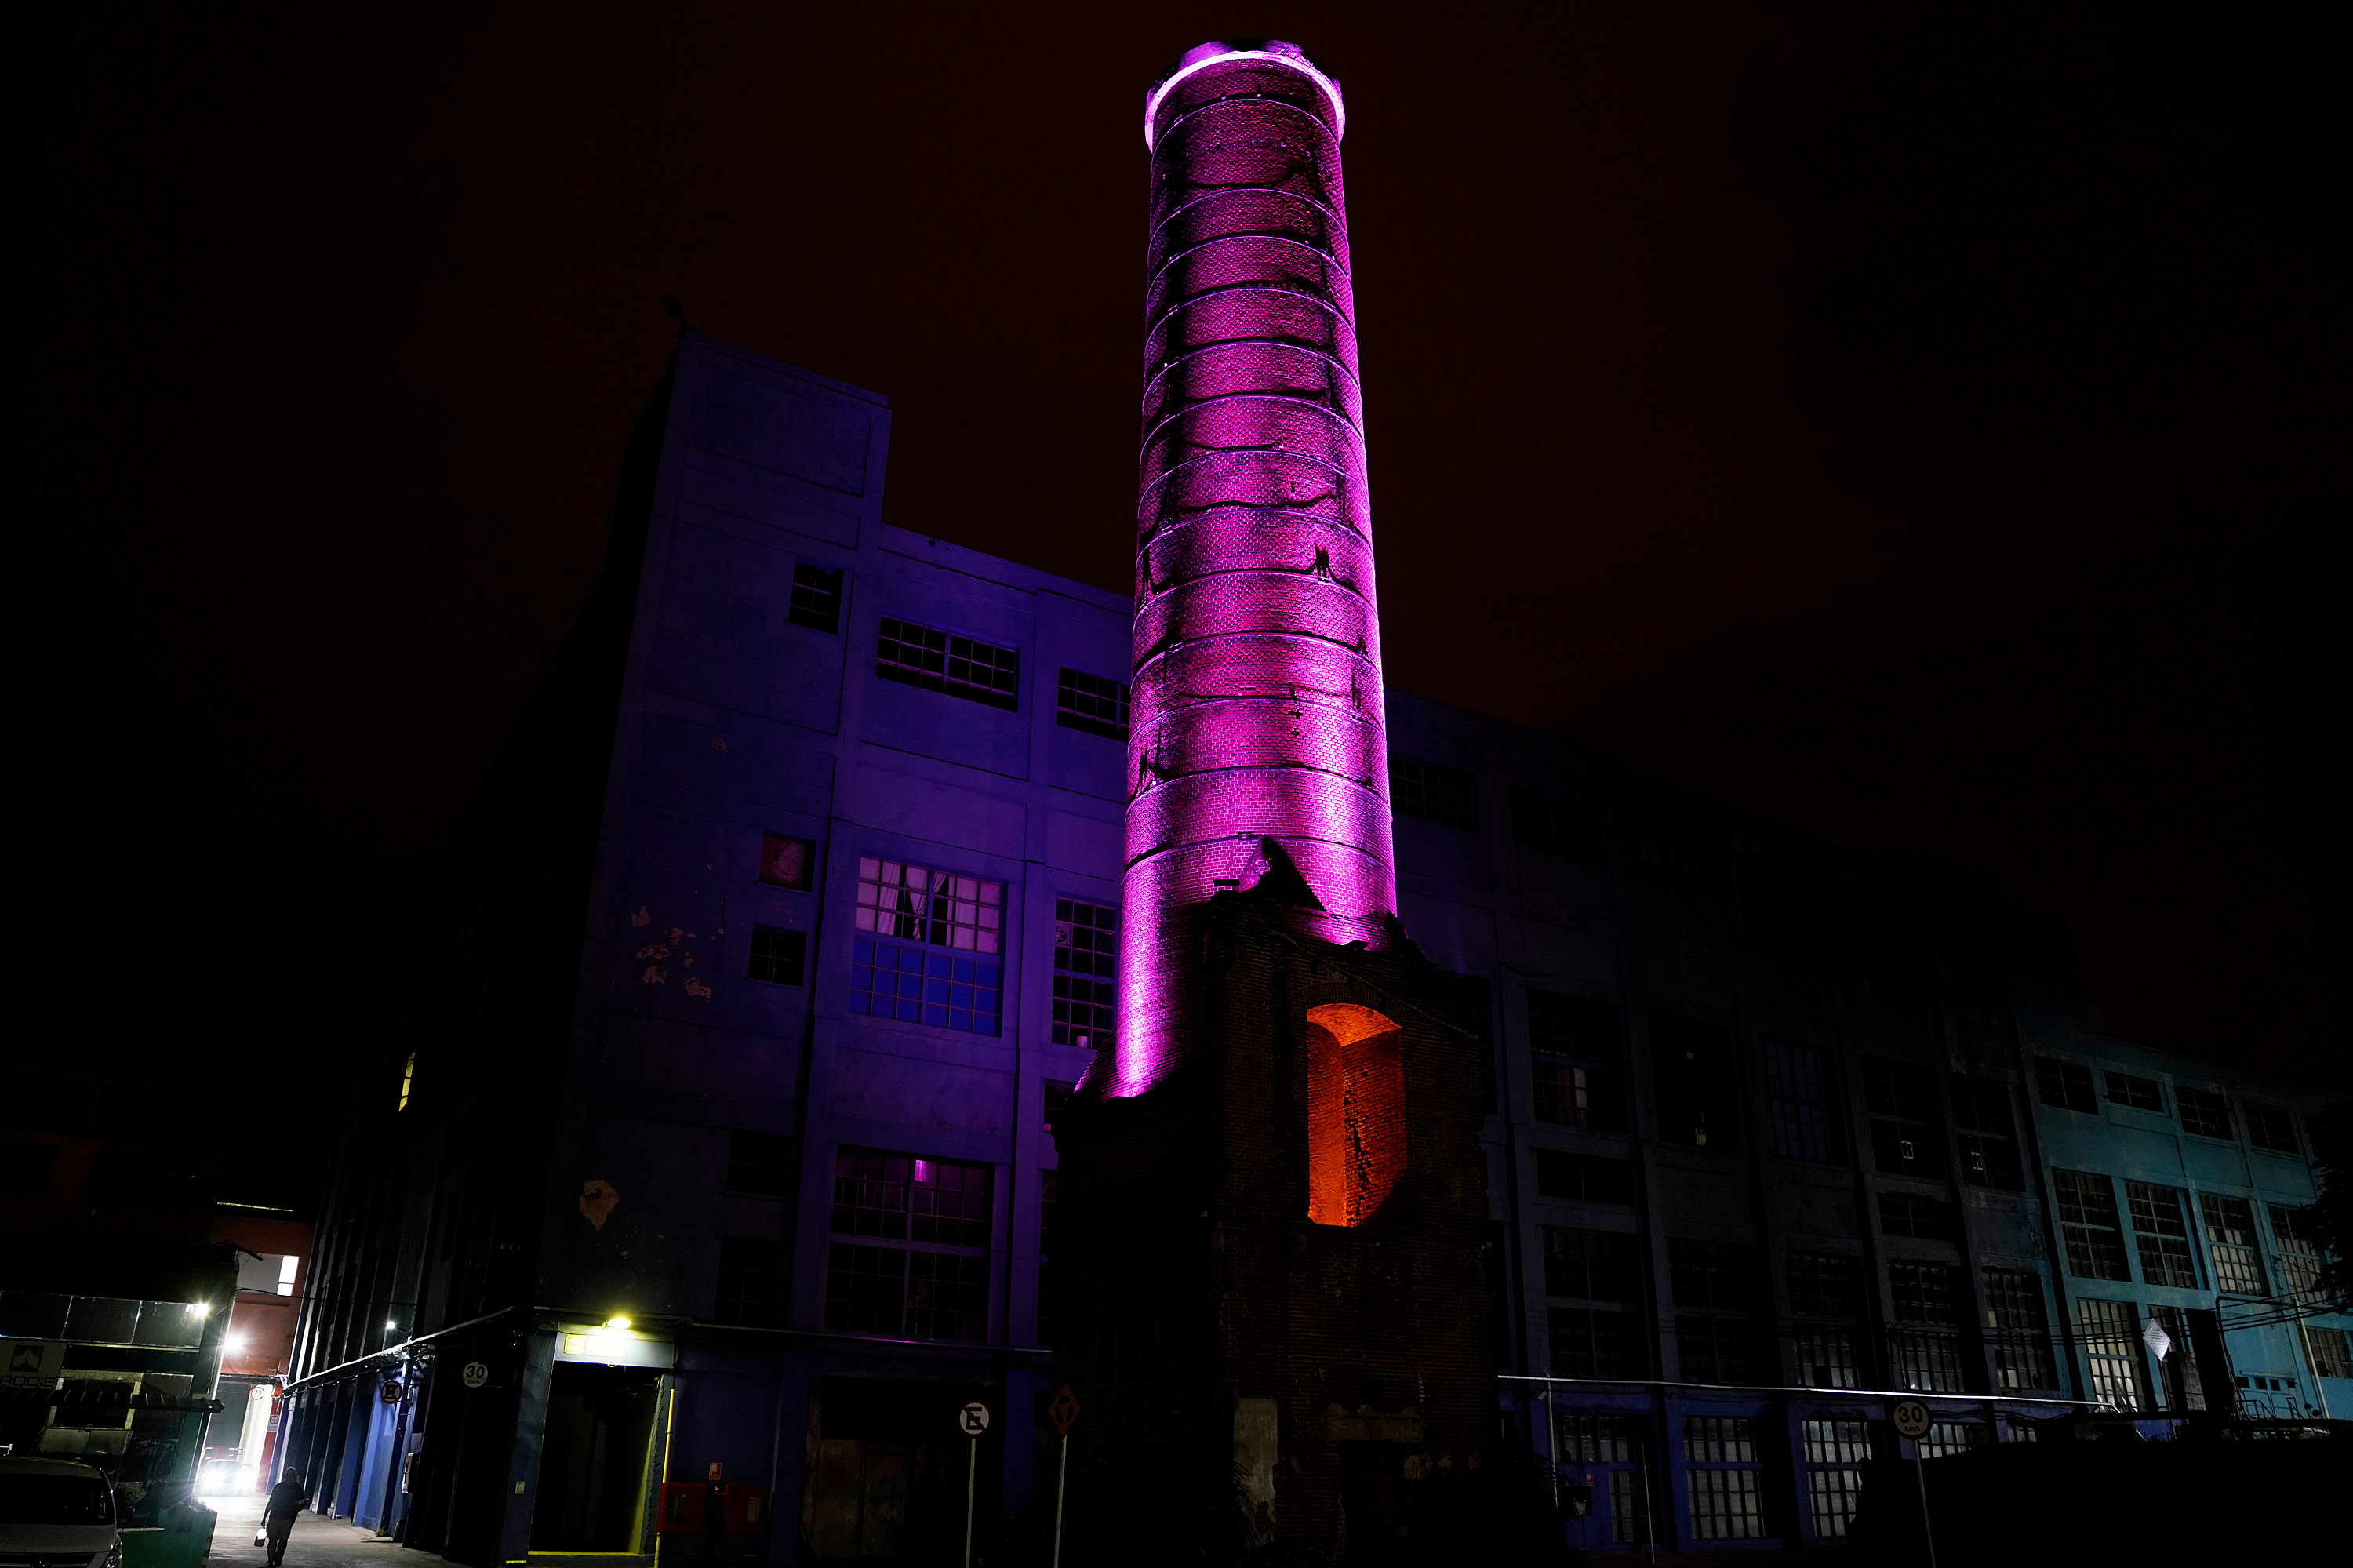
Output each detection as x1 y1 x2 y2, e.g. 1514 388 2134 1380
24 2 2348 1082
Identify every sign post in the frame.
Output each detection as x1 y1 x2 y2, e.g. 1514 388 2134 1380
956 1400 991 1568
1890 1399 1937 1568
1046 1385 1081 1568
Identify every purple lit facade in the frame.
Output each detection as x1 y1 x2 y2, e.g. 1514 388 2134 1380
1119 42 1399 1096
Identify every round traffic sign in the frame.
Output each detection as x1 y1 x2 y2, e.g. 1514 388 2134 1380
460 1362 489 1389
1891 1399 1932 1439
957 1400 992 1437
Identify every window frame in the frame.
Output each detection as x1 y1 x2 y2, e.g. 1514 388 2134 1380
875 615 1021 711
1390 755 1480 831
747 924 809 987
1053 667 1130 741
787 560 845 635
823 1147 996 1343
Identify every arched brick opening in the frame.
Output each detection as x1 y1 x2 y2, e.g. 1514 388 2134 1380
1302 1002 1407 1227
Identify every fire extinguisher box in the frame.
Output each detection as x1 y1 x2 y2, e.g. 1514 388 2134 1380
656 1483 706 1534
721 1485 770 1535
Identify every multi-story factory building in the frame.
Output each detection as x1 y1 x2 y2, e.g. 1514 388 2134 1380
271 328 2347 1563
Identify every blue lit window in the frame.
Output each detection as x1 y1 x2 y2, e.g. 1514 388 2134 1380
850 937 1002 1035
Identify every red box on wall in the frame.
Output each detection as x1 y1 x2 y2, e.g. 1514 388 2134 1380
655 1483 704 1534
721 1485 769 1535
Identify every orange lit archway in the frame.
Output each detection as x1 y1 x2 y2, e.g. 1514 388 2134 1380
1303 1003 1407 1227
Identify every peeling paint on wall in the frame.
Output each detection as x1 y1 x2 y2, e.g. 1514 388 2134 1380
578 1179 618 1228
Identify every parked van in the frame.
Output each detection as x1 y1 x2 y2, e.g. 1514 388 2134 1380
0 1456 122 1568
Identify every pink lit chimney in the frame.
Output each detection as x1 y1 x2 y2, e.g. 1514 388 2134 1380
1118 41 1400 1097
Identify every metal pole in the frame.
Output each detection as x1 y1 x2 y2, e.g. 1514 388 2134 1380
1050 1433 1068 1568
963 1439 977 1568
1911 1439 1937 1568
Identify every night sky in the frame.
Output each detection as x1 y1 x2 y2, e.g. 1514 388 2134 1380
24 2 2347 1085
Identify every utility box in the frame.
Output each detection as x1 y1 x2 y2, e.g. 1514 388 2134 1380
655 1483 705 1534
720 1486 769 1535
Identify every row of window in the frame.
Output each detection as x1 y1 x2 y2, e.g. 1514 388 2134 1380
2034 1057 2306 1154
1544 1234 2057 1395
711 1142 1047 1348
2053 1171 2324 1299
1520 1002 2028 1185
737 846 1117 1046
1558 1410 2028 1546
873 613 1131 737
771 556 1135 739
1392 757 1602 860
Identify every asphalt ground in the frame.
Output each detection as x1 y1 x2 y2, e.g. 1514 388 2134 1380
202 1493 435 1568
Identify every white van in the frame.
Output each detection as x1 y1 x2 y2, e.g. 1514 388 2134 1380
0 1456 123 1568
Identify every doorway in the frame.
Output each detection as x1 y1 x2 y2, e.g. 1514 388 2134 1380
530 1363 662 1552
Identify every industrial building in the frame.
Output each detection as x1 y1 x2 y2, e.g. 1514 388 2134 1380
267 328 2348 1562
271 39 2345 1565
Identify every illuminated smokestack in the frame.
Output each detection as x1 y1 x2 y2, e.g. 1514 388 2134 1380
1117 42 1398 1097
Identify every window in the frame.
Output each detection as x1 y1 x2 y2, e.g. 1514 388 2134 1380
714 1237 785 1328
1762 1038 1843 1164
2268 1205 2324 1301
758 833 816 890
1861 1058 1942 1177
1036 1169 1061 1348
875 616 1020 710
2148 1304 2206 1411
1802 1419 1871 1539
1055 668 1129 740
1630 825 1715 887
1543 1228 1644 1378
726 1130 796 1197
825 1148 993 1342
1948 1075 2024 1189
2126 1182 2199 1289
1050 899 1116 1049
849 940 1001 1034
2177 1087 2234 1142
1982 1268 2058 1391
1529 993 1626 1133
856 858 1004 952
1787 1252 1865 1388
1391 756 1478 831
1915 1422 1981 1459
2246 1104 2302 1155
1651 1015 1743 1150
1533 1149 1638 1206
2054 1170 2130 1280
1671 1240 1762 1384
1683 1417 1766 1540
1042 1080 1075 1136
748 925 807 986
1878 1191 1958 1243
2075 1298 2150 1411
1529 991 1621 1054
2033 1057 2097 1114
851 859 1005 1034
2310 1328 2353 1381
2105 1071 2165 1114
1544 1228 1642 1303
1556 1415 1655 1545
1445 973 1496 1112
788 562 844 634
1889 1261 1966 1392
2199 1195 2267 1295
1510 787 1600 860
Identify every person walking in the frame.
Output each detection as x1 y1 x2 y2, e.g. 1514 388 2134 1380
261 1469 306 1567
